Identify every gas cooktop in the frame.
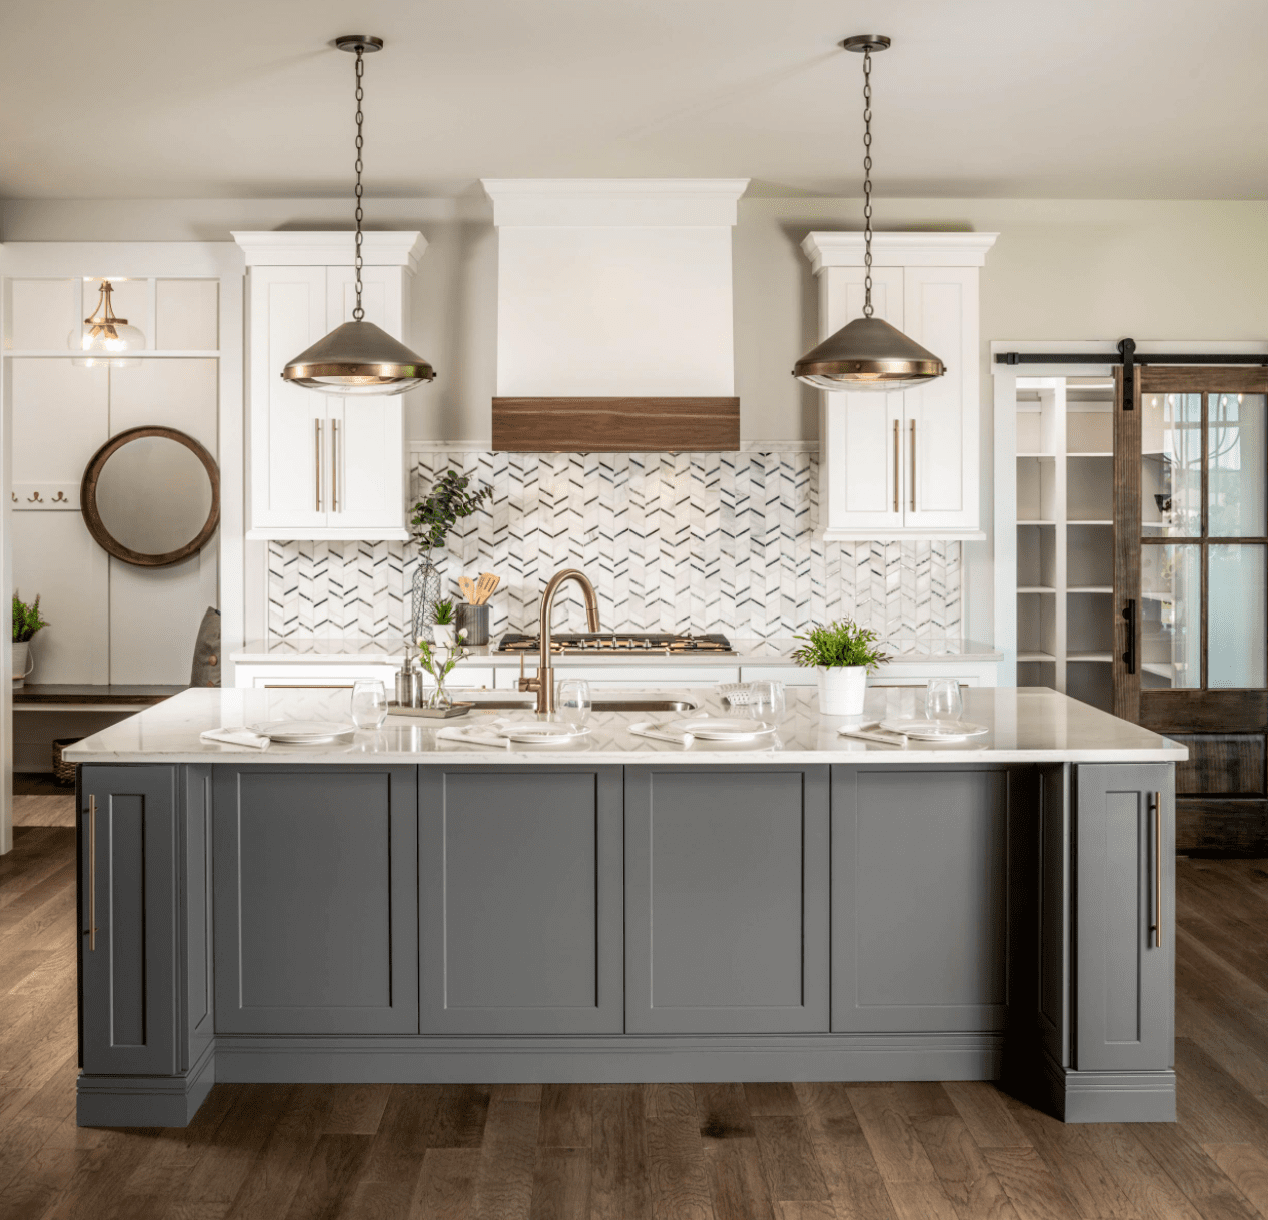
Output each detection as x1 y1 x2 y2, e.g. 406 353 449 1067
496 632 735 656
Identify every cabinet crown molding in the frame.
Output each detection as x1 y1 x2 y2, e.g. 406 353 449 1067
802 231 998 274
232 230 427 270
481 179 750 228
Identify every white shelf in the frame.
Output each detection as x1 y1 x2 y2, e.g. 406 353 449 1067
1018 586 1057 594
1018 652 1057 663
1067 585 1112 593
1017 452 1057 459
1068 519 1113 526
1142 662 1176 679
1068 451 1114 457
1018 519 1057 526
1068 652 1113 663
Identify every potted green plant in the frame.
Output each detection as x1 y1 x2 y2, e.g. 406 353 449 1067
431 598 458 649
409 469 491 643
792 619 889 716
11 592 49 689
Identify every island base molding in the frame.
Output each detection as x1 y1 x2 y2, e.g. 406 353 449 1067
1028 1051 1177 1124
77 1044 216 1129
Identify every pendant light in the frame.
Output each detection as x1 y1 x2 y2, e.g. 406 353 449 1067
282 35 436 396
793 36 944 392
70 279 145 367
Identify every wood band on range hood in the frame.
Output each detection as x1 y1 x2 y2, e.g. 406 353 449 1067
492 396 739 453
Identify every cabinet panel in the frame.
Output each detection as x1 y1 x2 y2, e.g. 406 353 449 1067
1074 763 1173 1071
903 266 978 530
182 767 215 1073
213 767 418 1034
832 767 1009 1032
80 766 179 1075
419 767 623 1033
625 767 829 1033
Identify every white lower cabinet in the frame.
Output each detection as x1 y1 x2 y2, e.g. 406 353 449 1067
236 233 425 542
804 233 996 541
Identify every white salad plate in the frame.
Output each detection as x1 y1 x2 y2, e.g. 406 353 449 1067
250 720 359 744
494 722 592 743
879 717 989 742
669 716 778 741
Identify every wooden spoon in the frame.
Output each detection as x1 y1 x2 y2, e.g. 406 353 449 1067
458 575 477 604
475 573 500 604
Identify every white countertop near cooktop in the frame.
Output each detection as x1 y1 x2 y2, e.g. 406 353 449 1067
65 685 1181 766
232 637 1003 665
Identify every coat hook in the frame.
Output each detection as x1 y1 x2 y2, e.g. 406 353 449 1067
10 492 16 502
51 491 68 503
27 491 43 503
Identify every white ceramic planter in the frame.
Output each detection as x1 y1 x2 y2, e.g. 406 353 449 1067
11 640 33 688
432 625 457 649
816 665 867 715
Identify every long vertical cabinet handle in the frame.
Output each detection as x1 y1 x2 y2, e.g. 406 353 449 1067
1152 791 1163 947
314 419 323 512
910 420 917 512
893 420 900 513
87 795 97 951
331 419 339 513
1121 599 1137 674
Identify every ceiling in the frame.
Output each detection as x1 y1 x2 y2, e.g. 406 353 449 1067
4 0 1266 201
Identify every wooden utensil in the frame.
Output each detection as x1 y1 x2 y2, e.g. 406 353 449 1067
458 575 477 604
475 573 500 604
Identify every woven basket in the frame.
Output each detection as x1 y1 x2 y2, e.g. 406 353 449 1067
52 738 82 788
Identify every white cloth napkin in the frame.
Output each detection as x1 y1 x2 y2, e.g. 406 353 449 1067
629 721 695 746
200 727 271 750
435 720 511 749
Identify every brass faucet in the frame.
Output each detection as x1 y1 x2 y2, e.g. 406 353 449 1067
518 568 600 713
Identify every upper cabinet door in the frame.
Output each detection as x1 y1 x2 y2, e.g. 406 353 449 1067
247 265 329 535
818 267 906 536
902 265 979 534
323 266 408 534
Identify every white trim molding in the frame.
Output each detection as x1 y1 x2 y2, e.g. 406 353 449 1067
231 231 427 270
481 179 750 228
802 231 999 273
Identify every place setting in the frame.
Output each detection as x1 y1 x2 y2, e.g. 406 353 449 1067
838 678 990 749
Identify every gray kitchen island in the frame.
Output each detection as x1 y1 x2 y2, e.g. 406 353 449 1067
65 685 1185 1128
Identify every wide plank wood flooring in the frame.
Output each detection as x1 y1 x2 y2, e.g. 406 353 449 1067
3 828 1268 1219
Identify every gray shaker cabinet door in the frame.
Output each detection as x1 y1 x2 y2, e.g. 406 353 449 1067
832 767 1010 1033
1074 763 1174 1071
213 767 419 1035
80 765 179 1076
419 767 623 1034
625 767 830 1034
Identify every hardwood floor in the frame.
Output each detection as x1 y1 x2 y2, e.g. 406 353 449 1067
4 825 1268 1219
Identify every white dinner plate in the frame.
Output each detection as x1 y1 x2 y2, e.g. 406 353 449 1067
669 716 778 741
879 717 989 742
251 720 359 744
494 721 592 743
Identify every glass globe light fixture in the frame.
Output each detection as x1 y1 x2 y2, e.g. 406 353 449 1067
70 280 145 368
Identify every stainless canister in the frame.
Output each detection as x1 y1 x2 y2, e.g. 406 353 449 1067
457 602 490 646
395 661 423 708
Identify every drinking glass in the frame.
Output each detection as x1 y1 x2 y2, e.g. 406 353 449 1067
556 679 592 726
925 678 963 724
747 679 786 720
351 679 389 729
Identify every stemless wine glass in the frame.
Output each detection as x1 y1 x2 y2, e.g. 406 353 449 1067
556 679 592 727
747 679 786 721
351 679 389 730
925 677 963 724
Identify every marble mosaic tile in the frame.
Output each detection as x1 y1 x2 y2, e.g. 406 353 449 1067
266 450 962 642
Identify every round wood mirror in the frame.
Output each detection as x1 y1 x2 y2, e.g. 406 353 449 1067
80 426 220 567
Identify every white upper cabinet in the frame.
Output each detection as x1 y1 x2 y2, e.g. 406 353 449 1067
235 232 425 541
803 233 996 541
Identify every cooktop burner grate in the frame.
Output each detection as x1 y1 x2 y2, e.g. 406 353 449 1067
496 632 735 655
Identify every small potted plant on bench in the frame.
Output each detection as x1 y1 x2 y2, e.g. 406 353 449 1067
11 592 49 689
792 618 889 716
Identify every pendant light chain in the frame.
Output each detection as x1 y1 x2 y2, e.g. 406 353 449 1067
352 45 366 322
861 47 874 319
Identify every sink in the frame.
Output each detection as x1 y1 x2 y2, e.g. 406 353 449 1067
462 696 699 713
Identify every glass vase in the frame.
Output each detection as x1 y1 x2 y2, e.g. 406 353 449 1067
427 670 454 710
411 554 441 644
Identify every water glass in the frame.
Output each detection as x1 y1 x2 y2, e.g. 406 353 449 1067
351 679 389 730
925 677 963 724
747 679 786 720
556 679 592 726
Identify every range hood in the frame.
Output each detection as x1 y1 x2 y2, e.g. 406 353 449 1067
482 179 748 452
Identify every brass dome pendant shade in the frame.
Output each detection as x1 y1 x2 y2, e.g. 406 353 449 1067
793 35 944 392
282 35 436 396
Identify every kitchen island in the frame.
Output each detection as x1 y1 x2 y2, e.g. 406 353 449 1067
66 686 1183 1128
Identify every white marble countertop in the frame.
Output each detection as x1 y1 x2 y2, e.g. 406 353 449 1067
232 637 1003 666
65 686 1183 766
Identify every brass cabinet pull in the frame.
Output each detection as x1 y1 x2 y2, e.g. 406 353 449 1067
88 795 97 951
1152 791 1163 947
331 419 339 513
314 419 323 512
910 419 917 512
893 420 899 513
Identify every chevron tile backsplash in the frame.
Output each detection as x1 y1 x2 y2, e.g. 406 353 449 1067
266 450 961 642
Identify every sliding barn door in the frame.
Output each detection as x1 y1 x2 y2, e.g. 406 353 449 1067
1114 366 1268 854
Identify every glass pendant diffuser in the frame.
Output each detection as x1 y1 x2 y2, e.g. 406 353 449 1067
793 35 944 392
282 35 436 396
70 279 145 367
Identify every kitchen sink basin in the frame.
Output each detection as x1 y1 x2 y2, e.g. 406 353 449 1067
462 696 699 713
